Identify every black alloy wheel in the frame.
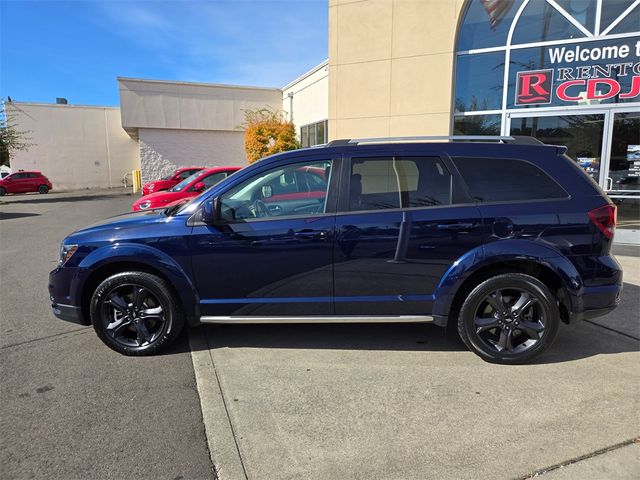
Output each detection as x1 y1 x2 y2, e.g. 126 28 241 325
90 272 184 355
458 273 560 364
38 185 49 194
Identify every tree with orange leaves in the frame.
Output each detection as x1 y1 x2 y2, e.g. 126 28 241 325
243 108 300 164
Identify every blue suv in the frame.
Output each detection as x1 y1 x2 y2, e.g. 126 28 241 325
49 136 622 364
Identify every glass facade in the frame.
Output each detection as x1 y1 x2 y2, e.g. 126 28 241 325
454 0 640 228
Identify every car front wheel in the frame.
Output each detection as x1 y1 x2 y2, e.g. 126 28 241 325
457 273 560 364
38 185 49 194
89 271 184 355
0 187 5 196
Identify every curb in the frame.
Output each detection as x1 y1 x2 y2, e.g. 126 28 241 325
189 329 248 480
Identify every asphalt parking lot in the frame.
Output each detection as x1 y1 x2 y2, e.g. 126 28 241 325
1 190 639 480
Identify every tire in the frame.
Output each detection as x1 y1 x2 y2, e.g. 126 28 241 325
457 273 560 364
90 271 184 356
0 187 5 196
38 185 49 194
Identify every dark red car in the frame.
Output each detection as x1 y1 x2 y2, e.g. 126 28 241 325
142 167 204 196
0 171 53 195
132 166 240 211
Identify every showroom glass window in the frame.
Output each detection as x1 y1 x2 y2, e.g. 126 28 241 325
453 0 640 134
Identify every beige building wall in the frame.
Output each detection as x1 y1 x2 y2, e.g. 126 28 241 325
7 102 140 191
118 78 282 180
328 0 466 140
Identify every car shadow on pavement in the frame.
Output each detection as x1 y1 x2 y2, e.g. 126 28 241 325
176 282 639 364
0 212 41 220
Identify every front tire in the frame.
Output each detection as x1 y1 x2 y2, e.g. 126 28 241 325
38 185 49 194
90 271 184 356
457 273 560 364
0 187 5 196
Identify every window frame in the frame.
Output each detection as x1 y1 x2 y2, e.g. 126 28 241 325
337 152 474 214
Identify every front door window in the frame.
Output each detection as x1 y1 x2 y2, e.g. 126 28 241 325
219 160 332 221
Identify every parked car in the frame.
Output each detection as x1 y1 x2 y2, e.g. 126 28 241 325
0 171 52 195
49 136 622 364
141 167 205 196
132 167 240 211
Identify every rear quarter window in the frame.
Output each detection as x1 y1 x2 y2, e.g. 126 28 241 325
452 157 568 203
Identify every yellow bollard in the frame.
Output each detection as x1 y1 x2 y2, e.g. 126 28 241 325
132 169 142 193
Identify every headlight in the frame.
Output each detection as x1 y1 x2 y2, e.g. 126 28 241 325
59 244 78 265
138 200 152 210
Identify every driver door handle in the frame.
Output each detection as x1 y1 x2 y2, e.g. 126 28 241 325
294 229 328 240
436 223 474 231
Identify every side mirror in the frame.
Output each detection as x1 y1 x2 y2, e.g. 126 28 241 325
194 182 206 192
5 176 12 181
201 198 219 224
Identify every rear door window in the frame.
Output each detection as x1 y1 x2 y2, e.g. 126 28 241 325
348 157 453 211
452 157 568 202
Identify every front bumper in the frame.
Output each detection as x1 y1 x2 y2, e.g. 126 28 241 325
49 266 90 325
51 302 86 324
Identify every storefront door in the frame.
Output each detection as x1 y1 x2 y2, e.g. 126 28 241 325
507 109 640 231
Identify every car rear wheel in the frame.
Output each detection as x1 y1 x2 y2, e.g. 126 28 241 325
0 187 5 196
457 273 560 364
90 271 184 356
38 185 49 194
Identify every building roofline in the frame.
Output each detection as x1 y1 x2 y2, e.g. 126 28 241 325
117 76 282 92
281 60 329 91
5 101 119 110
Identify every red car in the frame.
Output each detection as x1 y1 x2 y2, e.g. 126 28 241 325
0 171 53 195
132 166 240 211
141 167 204 196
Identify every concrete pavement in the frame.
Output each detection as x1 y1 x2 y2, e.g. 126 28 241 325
191 254 640 480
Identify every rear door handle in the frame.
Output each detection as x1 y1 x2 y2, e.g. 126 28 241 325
294 229 328 240
437 223 474 231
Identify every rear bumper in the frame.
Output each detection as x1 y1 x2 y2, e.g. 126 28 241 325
570 284 622 321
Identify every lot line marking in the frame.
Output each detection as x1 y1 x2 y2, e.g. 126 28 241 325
512 437 640 479
583 319 640 341
189 328 249 480
1 327 91 351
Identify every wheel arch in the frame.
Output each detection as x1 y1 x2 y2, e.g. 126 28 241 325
434 241 584 329
76 244 200 326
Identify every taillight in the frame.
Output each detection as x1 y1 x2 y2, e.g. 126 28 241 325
588 204 617 239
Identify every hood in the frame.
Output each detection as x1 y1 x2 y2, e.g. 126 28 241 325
66 208 172 243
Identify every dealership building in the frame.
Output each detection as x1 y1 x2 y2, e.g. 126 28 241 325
7 0 639 228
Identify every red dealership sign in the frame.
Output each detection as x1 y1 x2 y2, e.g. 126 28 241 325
515 40 640 106
515 69 554 105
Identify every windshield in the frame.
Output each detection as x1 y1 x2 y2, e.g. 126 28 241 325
169 172 202 192
161 173 174 181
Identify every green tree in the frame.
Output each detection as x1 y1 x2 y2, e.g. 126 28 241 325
243 107 299 164
1 100 34 166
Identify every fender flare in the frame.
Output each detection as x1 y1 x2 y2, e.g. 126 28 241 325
72 243 200 319
432 239 584 317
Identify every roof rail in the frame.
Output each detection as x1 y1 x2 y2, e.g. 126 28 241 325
326 135 545 146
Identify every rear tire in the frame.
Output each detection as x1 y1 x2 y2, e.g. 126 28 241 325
457 273 560 364
38 185 49 194
90 271 184 356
